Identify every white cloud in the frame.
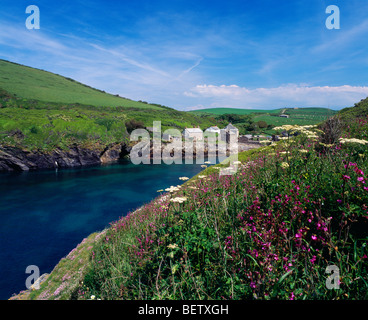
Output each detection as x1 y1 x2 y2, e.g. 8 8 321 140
185 84 368 109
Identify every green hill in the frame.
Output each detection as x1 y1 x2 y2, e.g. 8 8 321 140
0 60 220 153
190 107 282 115
0 59 162 110
338 97 368 119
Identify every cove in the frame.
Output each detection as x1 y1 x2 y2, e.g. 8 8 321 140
0 160 210 299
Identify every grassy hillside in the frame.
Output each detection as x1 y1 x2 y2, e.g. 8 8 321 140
0 61 220 151
0 60 163 110
339 97 368 119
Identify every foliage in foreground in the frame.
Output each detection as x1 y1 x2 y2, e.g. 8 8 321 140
73 121 368 300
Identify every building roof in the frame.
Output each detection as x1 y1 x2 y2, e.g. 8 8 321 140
225 123 238 130
184 128 203 133
205 126 220 131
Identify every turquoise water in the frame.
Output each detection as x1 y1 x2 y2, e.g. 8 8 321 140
0 160 207 299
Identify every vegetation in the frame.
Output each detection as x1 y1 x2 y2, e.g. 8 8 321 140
191 107 337 136
0 61 220 151
4 58 367 300
26 98 368 300
0 60 163 110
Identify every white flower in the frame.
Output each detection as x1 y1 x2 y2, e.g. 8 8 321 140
179 177 189 181
281 162 290 169
339 137 368 145
167 243 179 249
170 197 187 203
165 186 180 193
90 295 96 300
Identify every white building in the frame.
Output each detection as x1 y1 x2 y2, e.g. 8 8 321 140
182 128 203 140
224 123 239 138
205 126 221 135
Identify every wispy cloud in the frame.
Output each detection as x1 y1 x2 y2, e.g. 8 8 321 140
1 0 368 111
185 84 368 109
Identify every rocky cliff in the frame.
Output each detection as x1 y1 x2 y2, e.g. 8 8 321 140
0 142 130 172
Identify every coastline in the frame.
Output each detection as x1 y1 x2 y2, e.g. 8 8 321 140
7 142 262 299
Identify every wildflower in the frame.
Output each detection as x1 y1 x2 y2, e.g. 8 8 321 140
339 137 368 145
167 244 179 249
311 235 317 241
170 197 187 203
165 186 180 193
358 177 365 182
90 295 96 300
299 149 309 153
281 162 289 169
310 256 317 264
342 175 351 181
198 175 206 179
204 161 211 164
201 165 207 168
179 177 189 181
157 189 164 192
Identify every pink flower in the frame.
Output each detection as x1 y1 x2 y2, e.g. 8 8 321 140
343 175 351 180
311 235 317 241
290 292 295 300
358 177 365 182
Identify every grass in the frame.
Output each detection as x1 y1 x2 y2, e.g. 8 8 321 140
0 59 163 110
14 231 107 300
0 60 222 151
190 108 282 116
0 95 221 151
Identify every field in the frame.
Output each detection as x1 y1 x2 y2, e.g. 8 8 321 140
190 108 282 116
0 60 163 110
192 107 338 135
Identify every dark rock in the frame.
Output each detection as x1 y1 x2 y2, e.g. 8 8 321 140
0 143 130 172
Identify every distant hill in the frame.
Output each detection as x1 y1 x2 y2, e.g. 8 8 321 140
190 108 282 115
190 107 337 116
0 59 164 110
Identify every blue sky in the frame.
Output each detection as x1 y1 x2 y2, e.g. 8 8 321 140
1 0 368 110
